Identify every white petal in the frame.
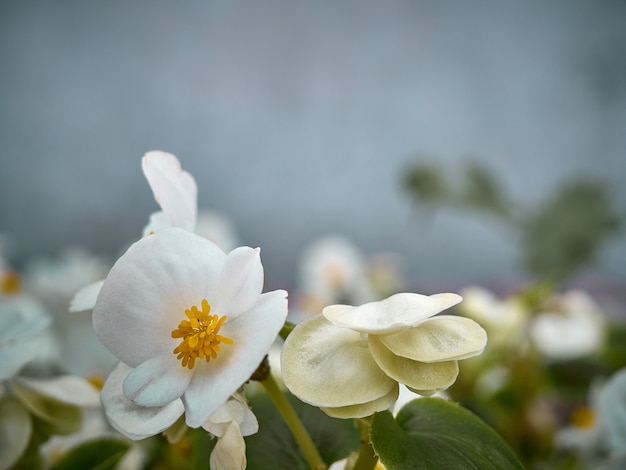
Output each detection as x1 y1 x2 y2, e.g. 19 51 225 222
210 422 247 470
93 228 226 367
368 336 459 392
142 151 197 232
15 375 101 407
183 290 288 428
101 362 184 440
122 355 193 407
323 292 463 334
203 397 258 438
321 385 399 419
281 314 396 409
213 247 263 319
69 280 104 312
598 368 626 453
0 397 31 470
142 211 171 237
378 315 487 363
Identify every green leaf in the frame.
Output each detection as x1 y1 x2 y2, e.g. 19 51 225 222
371 397 524 470
49 438 130 470
459 162 511 219
245 391 360 470
403 162 449 205
522 180 621 280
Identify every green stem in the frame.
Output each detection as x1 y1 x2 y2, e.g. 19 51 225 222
262 374 326 470
352 417 378 470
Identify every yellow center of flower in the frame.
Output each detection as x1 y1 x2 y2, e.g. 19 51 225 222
171 299 233 369
0 271 21 295
570 406 596 429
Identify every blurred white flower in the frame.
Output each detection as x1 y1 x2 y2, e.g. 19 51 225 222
597 367 626 455
23 248 114 377
0 294 54 470
296 235 375 317
529 290 606 361
557 367 626 466
25 248 110 309
282 293 487 418
457 286 527 351
0 294 55 379
93 228 287 433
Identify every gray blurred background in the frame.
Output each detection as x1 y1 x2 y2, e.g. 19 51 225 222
1 0 625 288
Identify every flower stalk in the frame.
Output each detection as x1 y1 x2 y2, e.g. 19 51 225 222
352 417 378 470
262 373 326 470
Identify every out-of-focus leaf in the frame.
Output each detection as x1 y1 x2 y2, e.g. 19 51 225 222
403 162 449 204
371 397 524 470
49 438 130 470
460 162 511 219
522 181 621 280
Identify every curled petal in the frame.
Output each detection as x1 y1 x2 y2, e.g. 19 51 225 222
101 362 184 440
378 315 487 363
281 314 396 408
203 397 258 438
323 293 463 334
321 385 399 419
122 355 193 407
368 336 459 393
142 151 197 232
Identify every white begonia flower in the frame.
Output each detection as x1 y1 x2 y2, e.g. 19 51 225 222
529 290 605 361
282 293 487 418
93 228 288 431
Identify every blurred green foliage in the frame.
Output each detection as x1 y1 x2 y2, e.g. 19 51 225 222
403 160 622 282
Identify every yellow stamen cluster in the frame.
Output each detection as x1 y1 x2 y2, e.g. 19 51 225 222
0 271 21 295
570 405 596 429
171 299 233 369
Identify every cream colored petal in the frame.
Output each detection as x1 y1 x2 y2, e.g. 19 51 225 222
281 314 396 408
321 384 399 419
368 336 459 392
378 315 487 363
323 292 463 334
210 422 246 470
